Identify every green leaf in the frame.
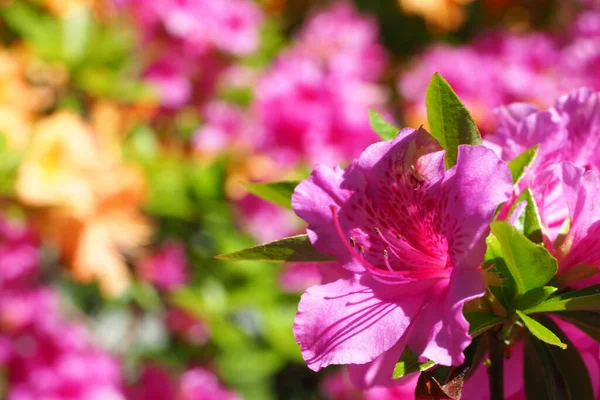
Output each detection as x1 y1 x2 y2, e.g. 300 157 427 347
392 348 435 379
483 234 517 309
368 110 399 141
425 72 481 168
490 221 558 295
524 316 594 400
516 286 558 311
464 312 505 337
509 188 544 243
517 311 566 349
524 284 600 314
556 311 600 343
244 181 299 209
215 234 335 263
507 145 539 184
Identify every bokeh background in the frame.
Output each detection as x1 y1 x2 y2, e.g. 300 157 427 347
0 0 596 398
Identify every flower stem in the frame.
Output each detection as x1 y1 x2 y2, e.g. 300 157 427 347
488 333 505 400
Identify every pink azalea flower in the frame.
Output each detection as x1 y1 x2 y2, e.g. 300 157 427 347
550 162 600 288
491 88 600 236
491 88 600 286
292 128 512 387
137 241 188 291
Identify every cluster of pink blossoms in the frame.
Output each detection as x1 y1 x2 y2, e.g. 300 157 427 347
254 2 389 167
290 86 600 397
0 217 124 399
120 0 263 109
399 9 600 132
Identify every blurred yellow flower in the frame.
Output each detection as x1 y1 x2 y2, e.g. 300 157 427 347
399 0 475 31
16 111 152 296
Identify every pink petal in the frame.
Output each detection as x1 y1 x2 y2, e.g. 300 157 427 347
444 145 513 270
347 338 406 389
293 276 427 371
407 268 484 366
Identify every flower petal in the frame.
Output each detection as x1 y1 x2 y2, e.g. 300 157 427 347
407 268 484 366
293 276 426 371
443 145 513 270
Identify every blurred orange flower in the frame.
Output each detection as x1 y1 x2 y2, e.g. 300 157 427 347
399 0 475 31
16 111 152 296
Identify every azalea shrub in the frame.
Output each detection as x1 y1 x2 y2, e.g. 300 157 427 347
0 0 600 399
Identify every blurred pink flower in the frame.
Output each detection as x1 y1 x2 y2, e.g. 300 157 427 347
398 32 562 131
0 289 124 400
138 241 188 290
166 308 210 346
121 0 262 109
0 217 38 290
292 128 512 386
296 2 387 81
235 195 298 243
194 101 254 154
255 54 386 166
126 365 239 400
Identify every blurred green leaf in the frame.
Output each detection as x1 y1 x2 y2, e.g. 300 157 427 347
510 188 544 243
507 145 538 184
517 311 566 349
245 181 299 209
368 110 398 141
524 316 594 400
62 5 91 65
490 221 557 295
524 284 600 314
425 72 481 168
216 235 334 263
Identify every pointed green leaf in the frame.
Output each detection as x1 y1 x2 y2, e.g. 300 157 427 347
215 234 335 263
245 181 299 209
524 284 600 314
509 188 543 243
392 348 435 379
524 316 594 400
516 286 558 311
507 145 539 184
517 311 566 349
425 73 481 168
490 221 558 295
464 312 505 337
368 110 399 141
